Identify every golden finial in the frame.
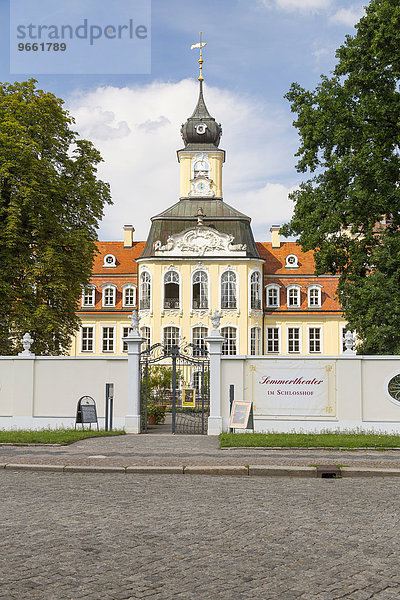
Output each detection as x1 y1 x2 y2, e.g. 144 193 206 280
190 32 207 82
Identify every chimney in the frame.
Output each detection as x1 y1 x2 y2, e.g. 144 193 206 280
123 225 135 248
270 225 281 249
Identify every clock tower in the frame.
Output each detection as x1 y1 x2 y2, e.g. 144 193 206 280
177 80 225 199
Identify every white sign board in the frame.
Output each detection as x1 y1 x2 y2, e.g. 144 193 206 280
249 364 334 417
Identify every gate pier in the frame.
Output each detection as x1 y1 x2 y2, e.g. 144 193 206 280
205 332 224 435
124 326 145 434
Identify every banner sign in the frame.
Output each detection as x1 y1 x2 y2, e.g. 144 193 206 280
250 365 334 416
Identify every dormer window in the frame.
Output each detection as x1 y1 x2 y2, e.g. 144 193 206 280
307 285 322 308
285 254 299 268
82 285 96 307
123 284 136 307
287 284 301 308
103 254 116 268
266 284 280 308
102 284 117 307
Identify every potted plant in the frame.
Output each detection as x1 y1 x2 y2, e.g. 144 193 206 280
147 403 166 425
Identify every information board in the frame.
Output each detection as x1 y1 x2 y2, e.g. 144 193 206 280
230 401 254 429
75 396 99 429
182 388 196 408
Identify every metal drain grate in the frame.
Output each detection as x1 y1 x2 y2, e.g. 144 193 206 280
316 465 342 478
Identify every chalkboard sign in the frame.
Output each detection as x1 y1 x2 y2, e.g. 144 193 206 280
75 396 99 430
182 388 195 407
229 401 254 430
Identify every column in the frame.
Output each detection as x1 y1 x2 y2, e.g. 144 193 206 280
124 329 145 433
205 332 225 435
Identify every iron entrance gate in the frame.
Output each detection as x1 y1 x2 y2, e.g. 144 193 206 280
140 343 210 434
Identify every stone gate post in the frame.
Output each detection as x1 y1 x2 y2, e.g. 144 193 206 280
205 310 225 436
123 312 145 434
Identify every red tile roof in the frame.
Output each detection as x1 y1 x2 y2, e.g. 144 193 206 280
92 241 146 274
257 242 316 275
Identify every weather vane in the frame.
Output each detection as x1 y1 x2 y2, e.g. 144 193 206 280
190 31 207 82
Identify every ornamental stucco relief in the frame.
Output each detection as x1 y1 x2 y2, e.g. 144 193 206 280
154 226 247 257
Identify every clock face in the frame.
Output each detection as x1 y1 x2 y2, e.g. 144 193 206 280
196 181 206 191
195 123 207 135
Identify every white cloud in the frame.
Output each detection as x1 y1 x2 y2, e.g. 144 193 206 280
67 80 297 242
330 5 365 26
260 0 332 14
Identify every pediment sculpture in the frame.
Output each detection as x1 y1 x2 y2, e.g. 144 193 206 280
154 226 247 257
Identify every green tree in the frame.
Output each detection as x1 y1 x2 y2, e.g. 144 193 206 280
0 79 111 355
282 0 400 354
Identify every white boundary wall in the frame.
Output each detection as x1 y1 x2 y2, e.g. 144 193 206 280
1 354 400 433
221 356 400 433
0 357 128 429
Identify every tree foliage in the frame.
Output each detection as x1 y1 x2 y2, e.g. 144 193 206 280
0 79 111 355
281 0 400 354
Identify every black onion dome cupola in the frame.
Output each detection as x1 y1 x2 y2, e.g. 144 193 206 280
180 81 222 149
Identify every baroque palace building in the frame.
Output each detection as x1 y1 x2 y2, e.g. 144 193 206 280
69 76 347 357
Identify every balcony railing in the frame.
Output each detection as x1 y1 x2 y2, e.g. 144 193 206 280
164 299 180 310
193 299 208 309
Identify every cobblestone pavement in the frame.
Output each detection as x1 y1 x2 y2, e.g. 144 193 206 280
3 434 400 469
1 471 400 599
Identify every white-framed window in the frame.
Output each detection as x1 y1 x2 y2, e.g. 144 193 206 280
287 285 301 308
250 326 262 355
221 326 237 356
266 284 280 308
140 326 151 352
102 284 117 308
192 326 208 356
164 270 180 310
102 326 115 352
285 254 298 268
308 327 322 353
221 270 237 309
250 271 262 310
82 285 95 307
123 285 136 308
192 271 208 310
140 271 151 310
266 327 280 354
163 326 180 353
307 285 322 308
103 254 116 268
122 326 131 353
287 327 301 353
81 326 94 352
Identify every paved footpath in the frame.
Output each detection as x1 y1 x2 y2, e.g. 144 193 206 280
1 471 400 599
3 434 400 472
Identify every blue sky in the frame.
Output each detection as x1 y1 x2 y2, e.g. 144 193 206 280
0 0 366 241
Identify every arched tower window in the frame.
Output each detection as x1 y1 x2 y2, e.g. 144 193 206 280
221 270 237 309
192 271 208 310
164 270 180 310
140 271 151 310
250 271 261 310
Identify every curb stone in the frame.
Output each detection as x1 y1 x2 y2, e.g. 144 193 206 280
184 466 248 475
249 465 316 477
2 463 400 477
63 465 126 473
126 466 184 474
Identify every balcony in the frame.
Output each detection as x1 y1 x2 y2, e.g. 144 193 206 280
164 299 180 310
193 299 208 310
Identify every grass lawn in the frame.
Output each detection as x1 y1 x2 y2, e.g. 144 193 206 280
0 429 125 445
219 431 400 449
